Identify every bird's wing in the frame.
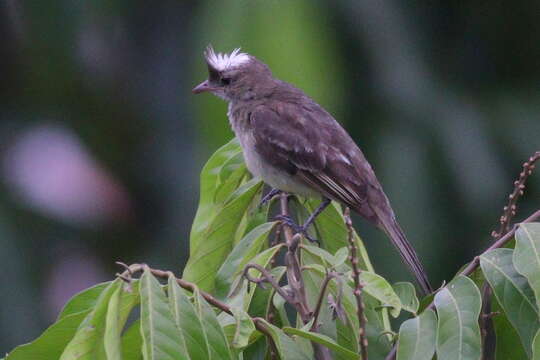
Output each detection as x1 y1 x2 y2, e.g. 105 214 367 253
251 103 433 295
250 103 378 222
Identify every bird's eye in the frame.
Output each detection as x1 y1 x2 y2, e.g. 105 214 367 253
221 77 231 86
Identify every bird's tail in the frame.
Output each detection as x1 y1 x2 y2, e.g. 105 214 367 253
377 212 433 296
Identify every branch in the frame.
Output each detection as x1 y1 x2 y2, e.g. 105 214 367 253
241 263 295 305
310 271 338 332
385 208 540 360
277 193 332 360
115 263 280 356
344 208 369 360
479 283 495 360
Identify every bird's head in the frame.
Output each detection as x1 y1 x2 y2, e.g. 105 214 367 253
192 46 273 102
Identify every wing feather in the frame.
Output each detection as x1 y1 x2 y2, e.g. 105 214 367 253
250 104 373 215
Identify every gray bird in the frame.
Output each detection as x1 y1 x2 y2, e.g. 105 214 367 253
193 46 432 295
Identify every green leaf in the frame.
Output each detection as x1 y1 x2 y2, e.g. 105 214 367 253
396 309 437 360
167 276 209 360
255 319 311 360
104 281 140 360
121 320 143 360
246 266 287 319
59 280 122 360
434 275 481 360
301 244 339 268
491 297 528 360
302 264 392 359
6 310 90 360
230 307 256 349
358 271 402 318
305 200 373 271
189 138 242 256
193 289 234 360
183 177 263 291
533 328 540 360
282 327 360 359
139 269 189 360
514 223 540 309
394 282 420 314
58 282 110 320
214 152 248 204
480 248 539 358
215 221 277 299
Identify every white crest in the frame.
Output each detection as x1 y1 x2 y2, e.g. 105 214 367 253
205 46 250 71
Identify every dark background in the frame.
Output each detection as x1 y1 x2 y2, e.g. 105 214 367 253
1 0 538 351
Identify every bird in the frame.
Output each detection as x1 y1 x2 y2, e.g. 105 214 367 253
192 46 432 295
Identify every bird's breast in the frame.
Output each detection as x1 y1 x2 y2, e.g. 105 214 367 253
228 109 317 197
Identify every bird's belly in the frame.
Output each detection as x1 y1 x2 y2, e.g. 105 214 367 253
238 134 318 197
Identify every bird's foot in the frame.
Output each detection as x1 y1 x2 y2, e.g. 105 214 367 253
274 215 320 245
259 189 283 208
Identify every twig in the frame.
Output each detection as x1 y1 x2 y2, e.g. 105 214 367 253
279 193 312 323
459 209 540 277
492 151 540 239
385 208 540 360
310 271 338 332
115 263 280 357
344 208 369 360
242 263 296 305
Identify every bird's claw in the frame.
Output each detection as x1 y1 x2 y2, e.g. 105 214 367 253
259 189 282 208
274 215 320 245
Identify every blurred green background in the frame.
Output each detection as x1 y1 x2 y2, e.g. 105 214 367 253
1 0 538 351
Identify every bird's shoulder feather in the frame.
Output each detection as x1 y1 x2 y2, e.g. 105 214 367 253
249 100 385 222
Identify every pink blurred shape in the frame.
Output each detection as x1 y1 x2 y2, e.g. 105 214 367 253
3 124 132 226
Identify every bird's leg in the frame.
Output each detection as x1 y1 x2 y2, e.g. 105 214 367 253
303 198 332 230
275 198 331 244
259 188 283 207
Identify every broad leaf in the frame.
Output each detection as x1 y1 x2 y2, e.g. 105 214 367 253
302 263 392 359
230 307 256 349
394 282 419 314
491 297 528 360
104 281 140 360
189 138 242 255
59 280 122 360
255 319 311 360
58 282 110 320
214 152 248 204
215 221 277 298
167 276 209 360
193 289 234 360
121 320 143 360
480 248 539 358
396 309 437 360
283 327 360 359
358 271 402 318
6 310 90 360
139 270 188 360
514 223 540 309
183 177 263 291
434 275 481 360
305 200 373 271
533 328 540 360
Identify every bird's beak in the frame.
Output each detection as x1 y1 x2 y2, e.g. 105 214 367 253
192 80 216 94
